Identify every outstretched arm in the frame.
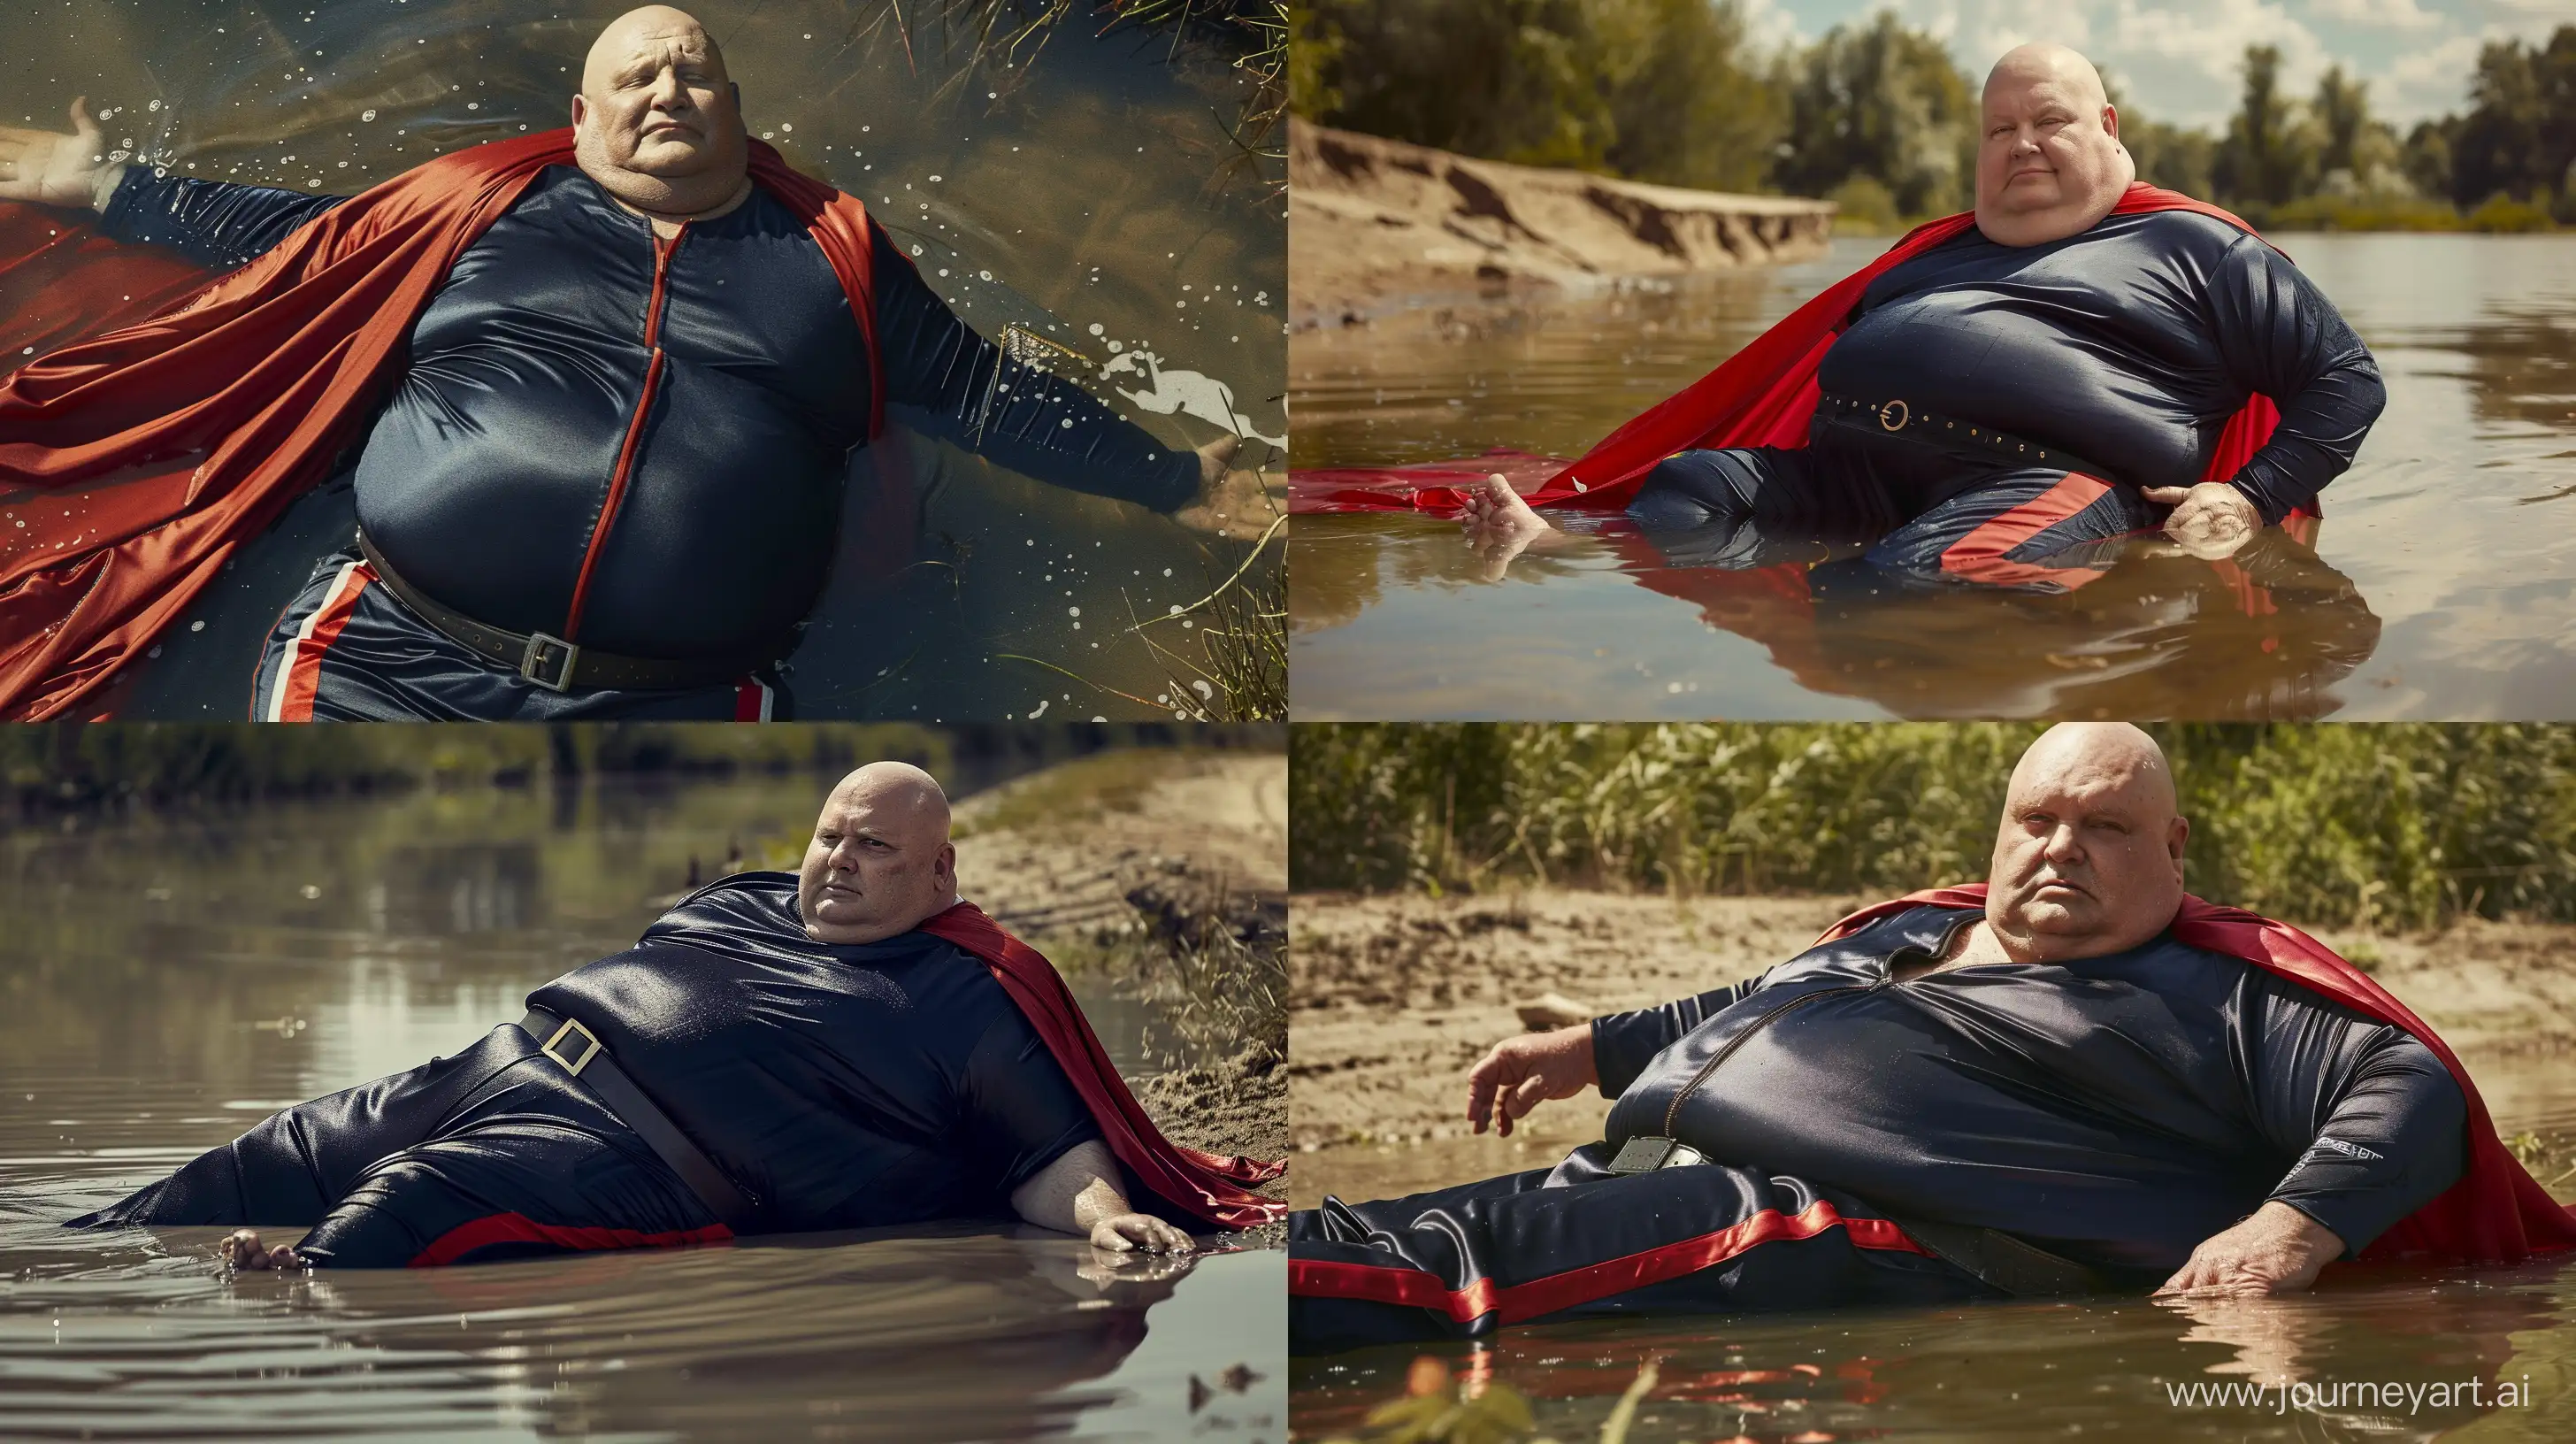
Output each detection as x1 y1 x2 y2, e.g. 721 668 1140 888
0 98 343 269
1010 1138 1194 1253
868 229 1274 539
0 97 117 210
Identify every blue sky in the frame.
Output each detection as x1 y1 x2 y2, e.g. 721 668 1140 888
1749 0 2576 128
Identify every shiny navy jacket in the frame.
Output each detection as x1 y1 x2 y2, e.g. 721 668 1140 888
1591 902 2465 1273
100 165 1198 660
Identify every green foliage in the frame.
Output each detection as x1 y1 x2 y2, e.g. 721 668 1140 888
1294 0 1785 192
1774 11 1976 218
1823 173 1903 234
1292 725 2576 931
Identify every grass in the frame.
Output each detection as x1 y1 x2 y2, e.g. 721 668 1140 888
1001 511 1288 720
1292 724 2576 931
950 746 1184 837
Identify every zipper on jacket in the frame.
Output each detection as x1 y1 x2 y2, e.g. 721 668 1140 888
1658 983 1871 1137
564 225 684 642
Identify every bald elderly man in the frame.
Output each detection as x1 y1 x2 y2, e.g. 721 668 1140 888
1289 724 2480 1352
1464 44 2384 584
71 763 1215 1267
0 6 1264 720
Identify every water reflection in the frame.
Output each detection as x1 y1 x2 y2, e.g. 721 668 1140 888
4 0 1284 720
1290 1264 2576 1441
1291 234 2576 719
0 779 1279 1440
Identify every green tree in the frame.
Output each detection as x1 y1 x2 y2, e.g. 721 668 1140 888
2214 45 2319 210
1602 0 1787 193
1773 10 1976 216
2313 65 2369 179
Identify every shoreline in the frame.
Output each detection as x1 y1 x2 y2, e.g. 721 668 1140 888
1289 119 1835 331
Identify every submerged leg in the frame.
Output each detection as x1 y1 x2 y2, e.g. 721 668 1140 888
1288 1147 1990 1353
1867 468 2160 590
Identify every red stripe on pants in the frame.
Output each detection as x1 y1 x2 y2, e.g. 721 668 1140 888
1288 1199 1931 1325
268 562 374 722
1939 472 2113 589
409 1211 733 1268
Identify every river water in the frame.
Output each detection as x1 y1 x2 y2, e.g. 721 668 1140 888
1287 1050 2576 1441
1 0 1284 721
0 777 1283 1440
1290 234 2576 720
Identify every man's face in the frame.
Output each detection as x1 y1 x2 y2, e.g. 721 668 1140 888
1974 53 2129 242
797 779 956 946
1986 731 2188 962
572 12 742 182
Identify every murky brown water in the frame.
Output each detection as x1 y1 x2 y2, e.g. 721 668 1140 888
0 778 1283 1440
3 0 1283 720
1291 234 2576 720
1288 1051 2576 1440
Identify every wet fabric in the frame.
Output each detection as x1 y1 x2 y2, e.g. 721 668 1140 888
1287 184 2288 519
1592 903 2465 1275
0 131 882 720
67 1026 726 1268
1289 1156 1992 1352
670 875 1289 1231
1823 887 2576 1264
69 877 1113 1263
527 880 1104 1235
1820 209 2382 523
1630 414 2164 590
1290 900 2474 1346
96 164 1198 664
249 549 780 721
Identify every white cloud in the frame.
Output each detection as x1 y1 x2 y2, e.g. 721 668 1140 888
1898 0 2332 127
2308 0 2443 30
2380 31 2487 116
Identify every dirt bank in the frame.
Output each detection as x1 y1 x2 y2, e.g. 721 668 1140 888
954 750 1290 1233
1290 119 1836 331
1287 887 2576 1210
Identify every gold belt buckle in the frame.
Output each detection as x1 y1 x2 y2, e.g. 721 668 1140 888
1878 398 1910 432
540 1016 604 1076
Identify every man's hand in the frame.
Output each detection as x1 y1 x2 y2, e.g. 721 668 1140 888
1174 435 1284 542
1013 1139 1198 1256
218 1227 303 1271
1466 1024 1598 1137
1088 1210 1196 1255
2152 1201 2344 1298
2140 481 2259 560
0 98 120 211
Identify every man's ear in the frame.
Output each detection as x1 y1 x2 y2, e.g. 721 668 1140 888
2168 813 2190 880
571 93 587 129
934 841 958 892
731 81 742 115
2101 102 2120 141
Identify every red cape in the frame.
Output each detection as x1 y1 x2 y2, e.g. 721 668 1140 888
920 901 1286 1231
1822 886 2576 1266
0 129 901 720
1289 184 2286 518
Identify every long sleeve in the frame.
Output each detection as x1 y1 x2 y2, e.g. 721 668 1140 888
1591 971 1773 1099
2205 234 2387 525
96 167 348 271
868 229 1200 511
2243 971 2466 1256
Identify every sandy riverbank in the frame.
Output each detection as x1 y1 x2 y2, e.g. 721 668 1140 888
1289 119 1836 331
954 750 1291 1232
1287 887 2576 1210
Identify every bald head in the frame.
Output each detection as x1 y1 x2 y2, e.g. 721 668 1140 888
570 5 752 222
798 763 960 945
1975 42 2135 247
1983 723 2188 964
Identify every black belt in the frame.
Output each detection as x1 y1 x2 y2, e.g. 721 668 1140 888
1819 394 2119 485
1888 1215 2119 1298
356 532 774 694
516 1005 757 1230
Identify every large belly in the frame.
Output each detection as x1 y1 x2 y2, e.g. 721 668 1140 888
353 351 846 659
1820 295 2215 488
1604 992 2269 1269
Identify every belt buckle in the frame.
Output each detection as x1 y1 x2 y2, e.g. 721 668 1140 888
540 1016 604 1076
520 631 580 692
1878 398 1910 433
